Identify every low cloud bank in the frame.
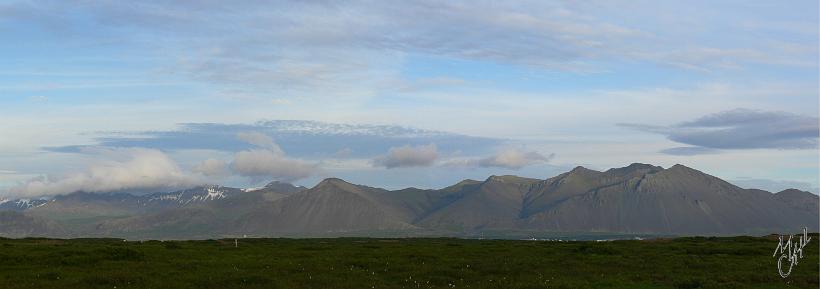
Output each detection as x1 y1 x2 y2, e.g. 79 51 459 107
232 149 316 182
9 148 200 198
231 132 318 182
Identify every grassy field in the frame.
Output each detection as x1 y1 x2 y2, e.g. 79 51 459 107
0 235 816 289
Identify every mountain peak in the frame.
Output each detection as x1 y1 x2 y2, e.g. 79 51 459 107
261 181 306 194
264 181 289 187
454 179 481 186
663 164 703 175
441 179 482 192
658 164 717 181
625 163 661 170
669 164 693 171
776 188 814 197
314 178 355 190
606 163 663 175
486 175 540 185
567 166 600 176
773 188 819 214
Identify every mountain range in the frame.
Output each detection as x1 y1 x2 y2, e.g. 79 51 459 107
0 163 817 239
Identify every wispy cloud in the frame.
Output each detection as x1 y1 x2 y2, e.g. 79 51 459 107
621 109 819 154
444 148 554 169
236 131 284 154
43 120 500 158
1 0 817 194
6 0 812 99
658 147 720 156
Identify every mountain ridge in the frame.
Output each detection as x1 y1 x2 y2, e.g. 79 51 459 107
1 163 817 239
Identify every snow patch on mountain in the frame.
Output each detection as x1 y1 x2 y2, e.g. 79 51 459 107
0 198 49 211
196 187 227 202
16 199 43 208
144 185 233 206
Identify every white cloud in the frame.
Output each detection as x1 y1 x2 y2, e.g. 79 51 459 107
236 131 284 153
373 144 438 169
0 1 816 193
478 149 555 169
444 148 554 170
232 131 318 181
231 149 316 182
7 148 199 197
192 158 228 177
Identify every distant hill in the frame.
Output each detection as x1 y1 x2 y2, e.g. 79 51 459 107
0 211 66 238
1 164 816 239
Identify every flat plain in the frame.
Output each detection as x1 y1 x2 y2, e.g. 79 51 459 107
0 235 817 289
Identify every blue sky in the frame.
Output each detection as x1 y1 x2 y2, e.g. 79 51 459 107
0 0 818 197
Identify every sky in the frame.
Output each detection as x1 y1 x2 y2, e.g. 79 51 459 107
0 0 818 197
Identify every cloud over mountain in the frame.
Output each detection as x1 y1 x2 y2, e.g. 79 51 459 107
8 148 199 197
444 148 554 169
230 132 317 182
231 149 317 182
192 159 228 177
477 149 555 169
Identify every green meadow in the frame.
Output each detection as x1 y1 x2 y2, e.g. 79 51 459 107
0 235 816 289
